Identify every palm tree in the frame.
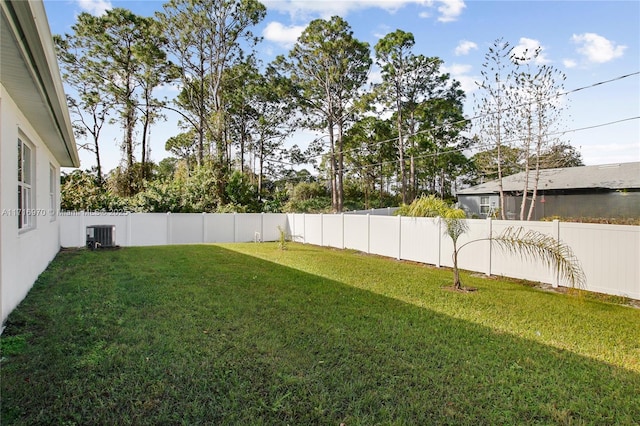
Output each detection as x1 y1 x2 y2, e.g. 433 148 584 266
398 195 586 290
450 224 585 290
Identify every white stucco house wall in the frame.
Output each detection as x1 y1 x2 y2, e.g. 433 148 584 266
1 0 80 324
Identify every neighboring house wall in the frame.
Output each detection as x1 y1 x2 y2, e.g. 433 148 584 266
458 195 499 218
459 191 640 220
1 86 62 323
457 163 640 220
527 192 640 219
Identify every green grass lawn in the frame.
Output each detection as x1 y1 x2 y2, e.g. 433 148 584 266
1 243 639 425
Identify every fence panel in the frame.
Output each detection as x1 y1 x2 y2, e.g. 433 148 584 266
400 217 439 264
560 223 639 298
322 214 344 248
59 214 85 247
203 214 235 243
454 219 491 275
130 213 167 246
234 214 263 242
303 214 323 246
369 216 400 259
263 214 288 242
287 213 304 242
486 220 556 284
344 215 369 253
170 213 204 244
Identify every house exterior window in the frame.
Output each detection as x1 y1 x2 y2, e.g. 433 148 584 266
18 138 34 230
50 164 57 221
480 196 490 216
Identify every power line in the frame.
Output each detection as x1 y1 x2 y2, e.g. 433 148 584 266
549 116 639 137
305 116 640 173
254 116 640 184
296 71 640 161
249 73 640 181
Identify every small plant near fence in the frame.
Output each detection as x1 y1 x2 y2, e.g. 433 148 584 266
277 226 288 251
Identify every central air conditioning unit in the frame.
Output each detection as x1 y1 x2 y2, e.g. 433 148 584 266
86 225 116 249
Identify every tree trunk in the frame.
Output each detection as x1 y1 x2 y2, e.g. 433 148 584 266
336 120 345 213
528 123 544 221
141 93 151 181
495 111 506 220
124 96 136 195
328 122 338 212
258 136 264 197
197 58 206 166
94 136 103 186
452 241 461 289
519 115 533 220
395 83 406 205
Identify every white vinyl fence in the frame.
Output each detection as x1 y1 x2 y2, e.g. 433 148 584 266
287 213 640 300
59 212 640 300
59 212 288 247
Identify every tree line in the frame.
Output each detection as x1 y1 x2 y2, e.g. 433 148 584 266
55 1 582 215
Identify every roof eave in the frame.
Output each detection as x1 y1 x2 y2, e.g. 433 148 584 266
1 0 79 167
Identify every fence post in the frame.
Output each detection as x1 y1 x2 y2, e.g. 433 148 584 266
261 212 264 242
288 214 293 242
486 216 493 277
553 219 560 288
126 212 132 247
202 212 206 243
233 213 237 243
367 214 371 254
303 213 306 244
166 212 172 245
397 214 402 260
80 211 86 247
436 216 442 268
320 213 324 247
341 213 345 249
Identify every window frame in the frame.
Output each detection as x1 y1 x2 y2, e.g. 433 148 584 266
479 196 490 216
18 137 35 231
49 164 57 221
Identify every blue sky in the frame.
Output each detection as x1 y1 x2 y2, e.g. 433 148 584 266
43 0 639 173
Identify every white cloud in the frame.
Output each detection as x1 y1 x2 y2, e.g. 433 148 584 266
571 33 627 63
76 0 111 15
434 0 466 23
263 0 465 23
444 63 472 75
454 40 477 56
263 0 370 19
442 63 476 94
373 24 392 39
563 59 577 69
262 22 306 47
512 37 550 65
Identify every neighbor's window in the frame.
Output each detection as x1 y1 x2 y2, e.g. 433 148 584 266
18 138 34 230
50 164 57 221
480 196 490 215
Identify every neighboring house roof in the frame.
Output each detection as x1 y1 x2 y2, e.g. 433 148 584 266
458 162 640 195
1 0 79 167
